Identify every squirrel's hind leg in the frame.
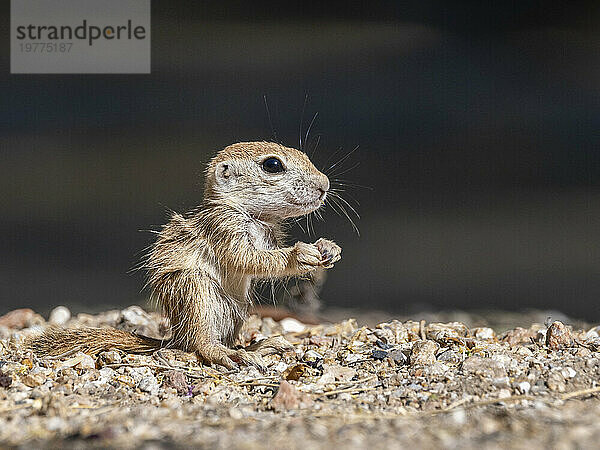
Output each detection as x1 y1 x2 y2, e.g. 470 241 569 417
196 337 293 372
195 343 239 370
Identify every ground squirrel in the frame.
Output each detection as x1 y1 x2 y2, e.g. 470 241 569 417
27 141 341 370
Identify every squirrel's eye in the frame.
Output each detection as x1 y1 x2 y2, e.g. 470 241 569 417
262 157 285 174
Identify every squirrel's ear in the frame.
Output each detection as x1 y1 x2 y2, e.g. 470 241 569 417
215 161 232 184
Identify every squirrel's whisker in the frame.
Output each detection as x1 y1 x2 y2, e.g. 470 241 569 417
325 145 359 174
328 161 361 179
304 112 319 154
309 134 321 158
328 195 360 236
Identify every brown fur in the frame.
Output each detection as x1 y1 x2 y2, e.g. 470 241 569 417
27 142 341 370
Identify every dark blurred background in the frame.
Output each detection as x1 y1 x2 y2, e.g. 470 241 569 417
1 1 600 319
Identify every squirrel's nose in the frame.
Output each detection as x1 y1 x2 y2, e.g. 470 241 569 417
319 174 330 193
317 175 330 200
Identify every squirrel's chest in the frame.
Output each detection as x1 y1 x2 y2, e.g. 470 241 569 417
221 222 277 301
247 221 277 250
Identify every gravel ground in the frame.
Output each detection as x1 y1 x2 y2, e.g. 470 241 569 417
1 305 600 449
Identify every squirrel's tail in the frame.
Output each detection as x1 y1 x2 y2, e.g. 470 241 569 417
26 326 165 357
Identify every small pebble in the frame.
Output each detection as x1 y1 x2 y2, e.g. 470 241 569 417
48 306 71 326
280 318 306 333
372 350 388 360
388 349 408 364
498 389 511 399
228 407 244 420
304 350 323 362
410 341 439 366
138 376 160 395
546 321 573 350
492 377 510 388
438 350 461 364
473 327 496 341
462 356 506 378
450 409 467 425
270 380 313 411
547 371 567 392
21 373 45 387
0 370 12 389
58 353 92 370
514 346 534 357
376 340 392 350
322 363 356 382
501 327 538 346
163 370 189 396
75 353 96 370
99 350 122 366
0 370 12 388
516 381 531 394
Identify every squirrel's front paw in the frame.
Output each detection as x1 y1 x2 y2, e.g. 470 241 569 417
292 242 323 273
314 238 342 268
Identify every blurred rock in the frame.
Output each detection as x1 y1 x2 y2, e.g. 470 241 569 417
21 372 45 387
514 346 533 358
280 318 306 333
119 305 152 327
586 326 600 340
117 305 164 339
270 380 313 411
0 370 12 388
0 309 44 329
75 353 96 370
139 375 160 395
438 350 461 364
316 371 335 388
501 327 538 346
260 317 279 336
547 371 567 392
92 367 116 388
48 306 71 326
374 321 409 344
322 363 356 382
462 356 506 378
58 353 94 370
163 370 189 396
472 327 496 341
515 381 531 395
426 322 468 343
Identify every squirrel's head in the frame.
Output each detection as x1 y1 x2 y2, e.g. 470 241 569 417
205 141 329 220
